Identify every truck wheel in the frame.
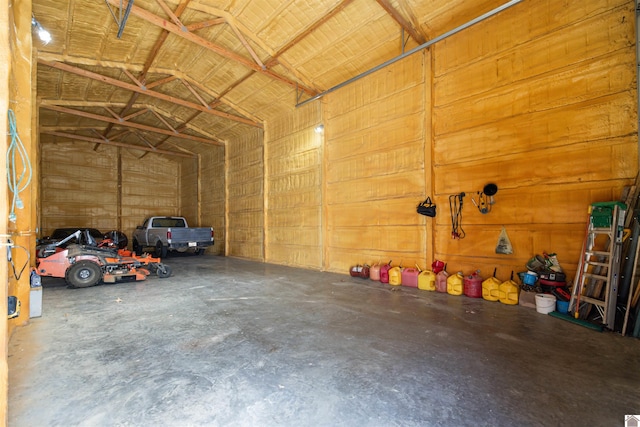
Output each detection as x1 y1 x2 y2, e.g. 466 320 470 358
132 239 142 255
195 248 204 256
155 241 167 258
66 261 102 288
156 264 172 278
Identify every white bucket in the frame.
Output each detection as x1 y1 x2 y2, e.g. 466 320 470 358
535 294 556 314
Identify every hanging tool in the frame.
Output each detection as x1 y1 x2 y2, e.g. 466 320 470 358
471 183 498 214
449 192 465 239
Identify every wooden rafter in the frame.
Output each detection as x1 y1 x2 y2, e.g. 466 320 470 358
181 75 260 124
140 0 191 78
90 128 110 142
139 99 218 159
180 79 212 109
105 0 316 96
132 131 158 149
146 75 177 89
99 0 191 146
227 21 265 70
122 109 148 121
147 108 178 133
39 100 218 140
375 0 426 44
155 0 187 30
38 59 262 128
186 18 225 32
121 68 146 88
40 130 195 158
104 107 122 120
37 54 251 118
41 105 225 146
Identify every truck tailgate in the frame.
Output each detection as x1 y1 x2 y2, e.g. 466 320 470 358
167 228 213 245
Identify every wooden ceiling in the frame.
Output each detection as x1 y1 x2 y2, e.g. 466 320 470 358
32 0 512 157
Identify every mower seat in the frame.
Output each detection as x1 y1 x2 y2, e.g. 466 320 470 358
82 229 98 247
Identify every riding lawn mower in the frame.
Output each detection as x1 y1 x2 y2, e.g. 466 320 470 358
36 230 172 288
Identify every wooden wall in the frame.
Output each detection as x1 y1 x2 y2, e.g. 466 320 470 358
120 151 179 234
179 156 198 227
226 128 264 259
180 147 226 255
40 143 180 241
324 52 428 273
235 0 637 283
34 0 639 287
265 102 323 269
430 0 637 280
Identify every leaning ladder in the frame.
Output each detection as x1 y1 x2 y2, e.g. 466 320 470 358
569 202 627 329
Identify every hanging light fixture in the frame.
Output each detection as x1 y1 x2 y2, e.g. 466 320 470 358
32 16 52 45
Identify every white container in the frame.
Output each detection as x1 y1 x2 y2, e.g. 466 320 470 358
30 287 42 318
535 293 556 314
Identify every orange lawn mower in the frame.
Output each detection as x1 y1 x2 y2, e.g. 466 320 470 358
36 230 172 288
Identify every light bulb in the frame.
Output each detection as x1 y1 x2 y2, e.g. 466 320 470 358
38 27 52 44
32 17 52 45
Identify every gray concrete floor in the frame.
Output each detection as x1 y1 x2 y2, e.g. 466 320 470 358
8 255 640 426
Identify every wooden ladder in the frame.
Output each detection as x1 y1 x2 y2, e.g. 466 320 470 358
568 202 627 329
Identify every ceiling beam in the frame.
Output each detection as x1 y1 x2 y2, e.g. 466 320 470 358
186 18 225 32
37 54 248 117
38 59 263 128
41 105 225 146
38 99 220 139
40 130 195 158
375 0 426 45
105 0 317 96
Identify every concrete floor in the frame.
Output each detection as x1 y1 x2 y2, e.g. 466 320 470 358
8 255 640 426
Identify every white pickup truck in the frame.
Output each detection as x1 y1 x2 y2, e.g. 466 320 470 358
131 216 214 257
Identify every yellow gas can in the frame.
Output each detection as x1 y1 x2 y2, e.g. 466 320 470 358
499 272 519 305
447 272 464 296
418 270 436 291
482 268 501 302
389 266 402 286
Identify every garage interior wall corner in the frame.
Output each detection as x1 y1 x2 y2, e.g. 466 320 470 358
1 0 10 423
7 0 35 335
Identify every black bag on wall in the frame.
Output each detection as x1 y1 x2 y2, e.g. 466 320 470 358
417 197 436 217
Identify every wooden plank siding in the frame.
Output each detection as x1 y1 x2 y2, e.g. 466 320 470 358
40 143 180 240
265 102 323 269
226 128 265 260
36 0 637 286
190 147 226 255
324 52 427 273
430 0 637 280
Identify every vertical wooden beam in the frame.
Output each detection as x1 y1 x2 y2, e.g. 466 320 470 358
224 138 229 256
197 154 202 225
425 49 434 267
321 99 328 271
117 147 122 232
0 0 10 421
263 124 269 262
8 0 34 334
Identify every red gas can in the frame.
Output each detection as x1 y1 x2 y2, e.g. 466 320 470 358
435 269 449 293
401 268 419 287
464 270 483 298
380 262 392 284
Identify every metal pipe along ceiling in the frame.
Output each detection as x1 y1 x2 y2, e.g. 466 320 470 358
296 0 523 108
